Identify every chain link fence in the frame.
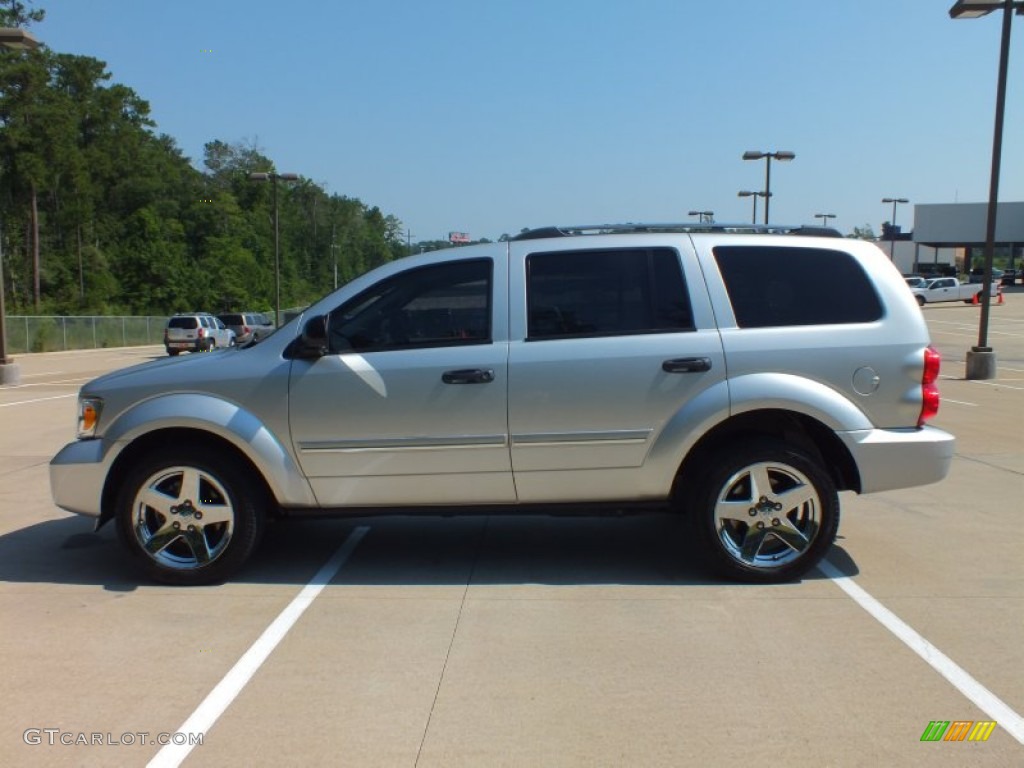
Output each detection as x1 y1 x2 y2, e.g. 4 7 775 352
5 316 170 353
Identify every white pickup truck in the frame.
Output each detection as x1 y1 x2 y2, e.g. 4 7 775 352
911 277 995 305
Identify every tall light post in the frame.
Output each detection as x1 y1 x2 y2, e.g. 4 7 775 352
742 150 795 224
881 197 909 260
249 171 299 327
688 210 714 223
0 27 41 386
814 213 836 228
950 0 1023 380
738 191 770 224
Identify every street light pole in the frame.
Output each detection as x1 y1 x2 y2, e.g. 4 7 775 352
688 210 714 223
814 213 836 228
0 27 41 386
950 0 1022 380
743 150 795 224
881 197 909 260
738 191 770 225
249 171 299 327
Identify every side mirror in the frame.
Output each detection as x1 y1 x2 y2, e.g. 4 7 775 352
296 314 328 358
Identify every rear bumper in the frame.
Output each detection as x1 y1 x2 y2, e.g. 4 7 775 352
49 439 107 518
839 426 956 494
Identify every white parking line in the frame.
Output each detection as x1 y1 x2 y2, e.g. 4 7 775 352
818 559 1024 745
147 526 369 768
13 377 94 388
970 380 1024 392
941 398 978 407
0 393 76 408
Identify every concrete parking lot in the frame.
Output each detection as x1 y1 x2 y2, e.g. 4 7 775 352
1 297 1022 767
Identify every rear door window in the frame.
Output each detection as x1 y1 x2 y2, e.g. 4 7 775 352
526 248 693 339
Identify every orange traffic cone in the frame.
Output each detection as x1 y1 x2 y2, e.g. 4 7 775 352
972 291 980 305
997 288 1004 305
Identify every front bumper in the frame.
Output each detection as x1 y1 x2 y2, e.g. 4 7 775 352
839 425 956 494
49 439 108 518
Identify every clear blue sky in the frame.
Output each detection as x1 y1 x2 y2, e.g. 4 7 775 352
37 0 1024 242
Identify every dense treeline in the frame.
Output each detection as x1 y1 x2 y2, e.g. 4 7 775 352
0 2 406 316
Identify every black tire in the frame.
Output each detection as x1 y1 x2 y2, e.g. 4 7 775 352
688 439 839 583
115 447 265 585
915 295 925 307
167 349 180 357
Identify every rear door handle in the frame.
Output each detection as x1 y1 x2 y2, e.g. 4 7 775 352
662 357 712 374
442 368 495 384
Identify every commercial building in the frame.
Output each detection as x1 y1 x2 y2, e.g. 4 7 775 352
909 201 1024 276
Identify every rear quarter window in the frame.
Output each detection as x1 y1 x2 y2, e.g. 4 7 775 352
713 246 883 328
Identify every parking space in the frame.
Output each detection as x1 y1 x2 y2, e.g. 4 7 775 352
1 302 1022 767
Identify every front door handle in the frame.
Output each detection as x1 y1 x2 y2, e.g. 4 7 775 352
662 357 712 374
442 368 495 384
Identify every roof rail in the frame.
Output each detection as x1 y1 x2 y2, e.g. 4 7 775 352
510 223 843 240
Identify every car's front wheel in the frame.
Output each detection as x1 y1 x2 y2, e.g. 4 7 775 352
115 447 265 585
689 439 839 583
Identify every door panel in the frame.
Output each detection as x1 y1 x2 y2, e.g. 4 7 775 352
287 256 515 506
507 241 725 503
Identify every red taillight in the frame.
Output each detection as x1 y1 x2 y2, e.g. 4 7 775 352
243 325 251 335
197 327 205 338
919 345 941 426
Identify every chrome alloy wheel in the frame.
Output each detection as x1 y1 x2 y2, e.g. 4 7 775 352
130 465 235 571
712 460 820 569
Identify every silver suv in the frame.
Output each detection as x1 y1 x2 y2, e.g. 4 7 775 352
51 225 955 585
217 312 275 346
164 313 235 356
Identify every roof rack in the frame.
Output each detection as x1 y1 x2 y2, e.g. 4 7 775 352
510 223 844 240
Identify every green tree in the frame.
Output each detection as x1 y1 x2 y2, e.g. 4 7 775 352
848 225 876 241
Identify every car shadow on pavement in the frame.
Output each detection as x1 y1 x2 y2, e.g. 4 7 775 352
0 511 859 590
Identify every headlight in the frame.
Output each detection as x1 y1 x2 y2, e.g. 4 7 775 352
77 396 103 439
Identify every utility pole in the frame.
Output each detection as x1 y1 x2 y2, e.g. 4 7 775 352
330 223 340 290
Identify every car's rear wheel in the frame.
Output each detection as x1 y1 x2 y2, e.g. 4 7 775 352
167 349 179 357
689 439 838 583
916 295 925 307
115 447 265 585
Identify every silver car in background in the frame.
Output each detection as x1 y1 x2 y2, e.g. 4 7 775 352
217 312 275 346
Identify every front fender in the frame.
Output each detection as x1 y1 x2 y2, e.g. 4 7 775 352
103 393 317 508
